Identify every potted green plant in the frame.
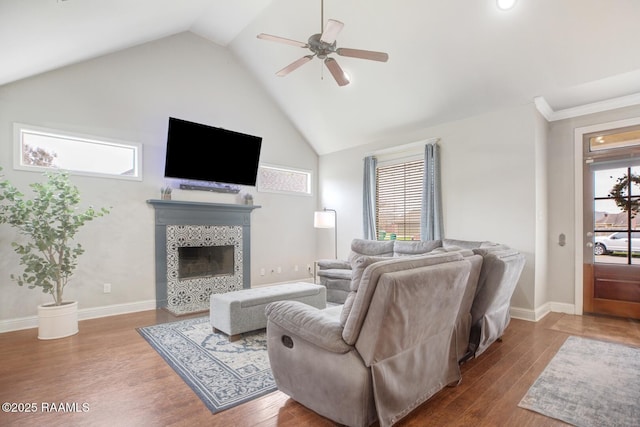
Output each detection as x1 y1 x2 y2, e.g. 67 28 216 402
0 168 109 339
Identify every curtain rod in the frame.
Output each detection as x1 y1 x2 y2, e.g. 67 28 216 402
367 137 439 157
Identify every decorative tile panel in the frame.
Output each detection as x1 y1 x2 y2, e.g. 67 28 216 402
165 225 243 315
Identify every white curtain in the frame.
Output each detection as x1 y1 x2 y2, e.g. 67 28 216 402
362 156 377 240
421 143 443 240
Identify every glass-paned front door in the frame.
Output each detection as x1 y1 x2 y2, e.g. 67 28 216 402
593 166 640 266
586 157 640 319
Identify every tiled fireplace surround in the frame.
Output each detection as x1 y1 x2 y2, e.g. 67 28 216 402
148 200 260 315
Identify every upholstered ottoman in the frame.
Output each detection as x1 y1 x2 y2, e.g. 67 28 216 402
210 282 326 341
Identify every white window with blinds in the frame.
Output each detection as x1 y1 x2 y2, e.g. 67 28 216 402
375 158 424 241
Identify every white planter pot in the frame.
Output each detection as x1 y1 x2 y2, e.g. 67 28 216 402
37 301 79 340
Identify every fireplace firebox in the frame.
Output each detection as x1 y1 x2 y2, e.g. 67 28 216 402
177 245 234 279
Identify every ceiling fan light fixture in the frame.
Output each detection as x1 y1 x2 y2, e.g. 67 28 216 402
320 19 344 44
496 0 517 11
256 0 388 86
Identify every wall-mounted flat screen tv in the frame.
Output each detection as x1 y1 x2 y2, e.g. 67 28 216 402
164 117 262 186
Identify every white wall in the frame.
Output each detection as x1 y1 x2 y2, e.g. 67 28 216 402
0 32 319 327
5 30 635 329
317 101 640 317
319 103 540 312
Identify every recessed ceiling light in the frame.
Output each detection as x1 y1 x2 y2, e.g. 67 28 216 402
497 0 517 11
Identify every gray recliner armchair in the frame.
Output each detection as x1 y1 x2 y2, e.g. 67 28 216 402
315 258 352 304
266 252 472 427
316 239 442 304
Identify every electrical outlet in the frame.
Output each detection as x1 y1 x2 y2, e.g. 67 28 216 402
294 265 299 272
277 266 282 274
260 268 265 276
103 283 111 294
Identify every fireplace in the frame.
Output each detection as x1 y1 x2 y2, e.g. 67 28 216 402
148 200 260 315
177 245 234 279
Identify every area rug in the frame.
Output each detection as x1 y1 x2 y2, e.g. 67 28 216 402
137 316 276 413
518 335 640 427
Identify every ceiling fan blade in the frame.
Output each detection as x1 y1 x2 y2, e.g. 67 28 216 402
257 33 308 48
336 48 389 62
320 19 344 44
324 58 350 86
276 55 314 76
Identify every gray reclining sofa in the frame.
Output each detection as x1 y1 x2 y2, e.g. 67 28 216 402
266 238 525 426
317 238 526 360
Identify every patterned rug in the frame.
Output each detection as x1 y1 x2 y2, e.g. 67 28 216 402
519 336 640 427
137 316 276 413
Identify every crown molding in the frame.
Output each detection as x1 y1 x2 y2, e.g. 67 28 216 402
533 97 554 121
535 93 640 122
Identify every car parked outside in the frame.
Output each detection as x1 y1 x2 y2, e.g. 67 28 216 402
594 231 640 255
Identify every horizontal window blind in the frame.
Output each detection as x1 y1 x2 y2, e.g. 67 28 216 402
376 159 423 241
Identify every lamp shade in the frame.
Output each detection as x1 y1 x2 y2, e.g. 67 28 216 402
314 210 335 228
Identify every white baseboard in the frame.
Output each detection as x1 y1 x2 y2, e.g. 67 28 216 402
510 301 577 322
510 306 539 322
78 299 157 321
2 298 579 332
0 300 157 333
0 315 38 333
548 302 576 315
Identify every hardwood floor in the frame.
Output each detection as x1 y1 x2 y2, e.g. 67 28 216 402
1 310 638 427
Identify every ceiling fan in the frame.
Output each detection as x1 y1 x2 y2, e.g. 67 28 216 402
256 1 389 87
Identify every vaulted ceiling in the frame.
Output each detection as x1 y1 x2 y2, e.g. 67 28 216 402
2 0 640 154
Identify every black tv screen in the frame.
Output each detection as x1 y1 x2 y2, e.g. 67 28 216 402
164 117 262 186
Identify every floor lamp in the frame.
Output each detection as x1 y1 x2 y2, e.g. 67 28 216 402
314 208 337 259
